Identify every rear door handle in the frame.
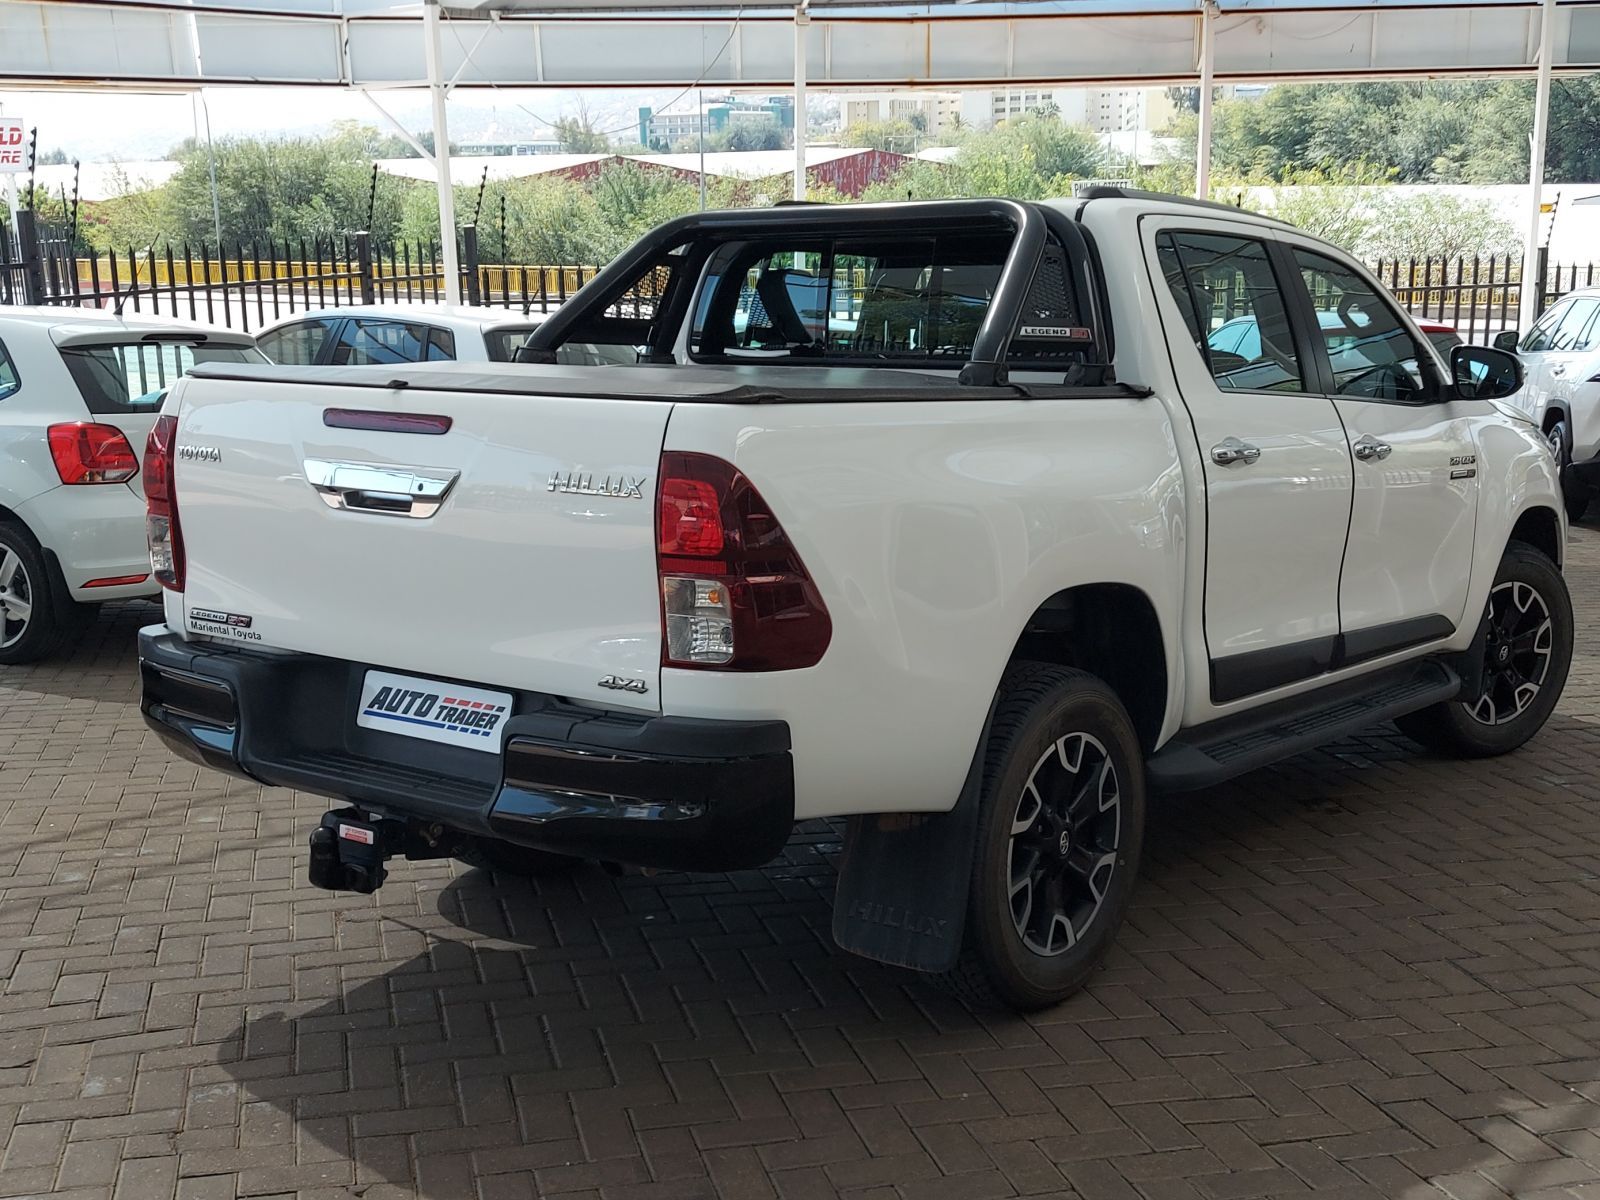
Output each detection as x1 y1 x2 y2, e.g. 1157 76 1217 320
304 458 460 519
1352 435 1392 462
1210 437 1262 466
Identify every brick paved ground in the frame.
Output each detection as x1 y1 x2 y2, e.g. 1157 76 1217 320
3 530 1600 1200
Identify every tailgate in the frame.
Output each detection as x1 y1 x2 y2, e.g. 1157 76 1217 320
170 374 669 712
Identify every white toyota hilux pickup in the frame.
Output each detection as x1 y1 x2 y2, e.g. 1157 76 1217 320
139 193 1570 1009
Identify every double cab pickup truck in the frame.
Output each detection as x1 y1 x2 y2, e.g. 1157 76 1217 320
139 192 1570 1009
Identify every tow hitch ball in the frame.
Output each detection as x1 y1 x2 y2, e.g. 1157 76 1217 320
307 809 404 894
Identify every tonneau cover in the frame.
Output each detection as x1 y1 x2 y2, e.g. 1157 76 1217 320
185 360 969 402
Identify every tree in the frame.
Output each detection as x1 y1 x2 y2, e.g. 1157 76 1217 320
553 114 611 154
720 119 787 152
840 119 920 153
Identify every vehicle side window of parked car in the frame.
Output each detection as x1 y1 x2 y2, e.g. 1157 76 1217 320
331 320 450 365
257 320 333 365
1544 297 1600 352
1521 300 1571 353
58 340 264 413
0 338 18 400
1155 231 1305 393
1294 249 1437 404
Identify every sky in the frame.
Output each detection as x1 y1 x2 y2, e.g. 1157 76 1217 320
0 85 794 162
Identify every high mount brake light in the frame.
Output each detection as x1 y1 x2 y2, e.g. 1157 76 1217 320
143 415 184 592
656 451 830 670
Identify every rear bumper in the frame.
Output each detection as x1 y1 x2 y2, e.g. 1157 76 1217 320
138 625 795 872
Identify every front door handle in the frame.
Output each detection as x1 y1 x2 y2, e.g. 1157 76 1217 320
1352 435 1392 462
1210 437 1262 466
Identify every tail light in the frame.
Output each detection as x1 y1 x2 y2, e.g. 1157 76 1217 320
48 422 138 484
656 451 831 670
143 414 184 591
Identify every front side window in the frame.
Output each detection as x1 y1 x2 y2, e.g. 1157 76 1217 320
690 229 1018 365
1295 250 1434 403
0 337 17 400
258 320 332 366
1156 231 1304 393
1549 297 1600 352
59 341 265 414
1521 300 1571 353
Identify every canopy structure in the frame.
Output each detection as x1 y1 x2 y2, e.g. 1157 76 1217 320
0 0 1594 309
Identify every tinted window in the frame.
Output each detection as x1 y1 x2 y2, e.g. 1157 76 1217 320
59 342 265 414
1296 250 1433 403
485 327 637 366
258 320 333 365
1522 300 1570 353
1549 297 1600 352
0 338 16 400
690 228 1054 367
331 320 454 366
1157 232 1304 393
1426 329 1462 356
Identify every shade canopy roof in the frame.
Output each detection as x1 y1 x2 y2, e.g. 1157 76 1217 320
1 0 1596 89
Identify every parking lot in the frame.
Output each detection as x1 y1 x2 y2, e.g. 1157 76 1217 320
0 527 1595 1200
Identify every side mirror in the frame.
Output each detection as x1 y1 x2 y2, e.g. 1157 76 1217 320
1452 344 1523 401
1492 329 1520 353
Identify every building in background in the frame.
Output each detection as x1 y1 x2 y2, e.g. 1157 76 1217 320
638 95 795 148
454 139 565 156
840 92 963 141
960 86 1180 135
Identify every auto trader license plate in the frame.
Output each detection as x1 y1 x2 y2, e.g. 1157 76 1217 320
355 670 512 754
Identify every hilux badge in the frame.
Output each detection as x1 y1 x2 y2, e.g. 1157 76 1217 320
548 471 646 500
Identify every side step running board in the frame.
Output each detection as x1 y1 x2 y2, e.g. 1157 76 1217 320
1147 659 1461 792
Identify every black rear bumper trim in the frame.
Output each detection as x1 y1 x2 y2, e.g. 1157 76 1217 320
139 624 795 872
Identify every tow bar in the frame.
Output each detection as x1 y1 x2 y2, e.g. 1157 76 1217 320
307 808 453 894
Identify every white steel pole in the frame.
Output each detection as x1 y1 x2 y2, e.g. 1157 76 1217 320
1195 2 1216 200
794 7 809 202
1520 0 1557 332
424 0 462 305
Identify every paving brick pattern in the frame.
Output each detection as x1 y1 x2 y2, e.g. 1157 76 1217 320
3 528 1600 1200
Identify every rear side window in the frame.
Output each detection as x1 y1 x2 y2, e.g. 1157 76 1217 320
690 229 1027 365
0 338 17 400
331 320 455 366
59 341 264 414
1156 231 1305 393
258 320 333 365
1548 297 1600 352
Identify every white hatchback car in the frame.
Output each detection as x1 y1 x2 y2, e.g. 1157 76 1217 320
254 304 635 367
1496 287 1600 520
0 307 263 663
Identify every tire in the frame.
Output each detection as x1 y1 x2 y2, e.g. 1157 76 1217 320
1395 541 1573 758
454 836 581 878
0 521 69 666
945 663 1146 1012
1547 418 1592 523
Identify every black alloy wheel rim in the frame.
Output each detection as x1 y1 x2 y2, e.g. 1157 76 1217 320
1466 580 1554 726
1007 732 1122 957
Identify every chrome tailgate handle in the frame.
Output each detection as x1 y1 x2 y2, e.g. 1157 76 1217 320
304 458 460 519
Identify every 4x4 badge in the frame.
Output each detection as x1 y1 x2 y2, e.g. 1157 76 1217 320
598 674 649 694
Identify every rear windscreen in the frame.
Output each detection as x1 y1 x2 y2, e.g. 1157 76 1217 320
60 342 266 414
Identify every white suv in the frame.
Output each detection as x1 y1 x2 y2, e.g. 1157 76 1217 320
1497 287 1600 520
0 307 262 663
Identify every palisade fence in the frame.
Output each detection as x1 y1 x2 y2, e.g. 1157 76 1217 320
0 211 1592 341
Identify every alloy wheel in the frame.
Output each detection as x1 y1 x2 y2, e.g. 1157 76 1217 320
1465 580 1554 726
0 545 33 650
1006 732 1122 957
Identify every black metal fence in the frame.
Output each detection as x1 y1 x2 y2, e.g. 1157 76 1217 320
2 218 1594 342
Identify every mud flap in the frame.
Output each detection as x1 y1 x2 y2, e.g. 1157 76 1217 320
830 705 992 974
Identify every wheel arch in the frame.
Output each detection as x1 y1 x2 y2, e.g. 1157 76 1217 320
1509 504 1563 569
1007 582 1168 753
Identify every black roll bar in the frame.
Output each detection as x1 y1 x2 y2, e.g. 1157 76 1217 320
520 199 1053 386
